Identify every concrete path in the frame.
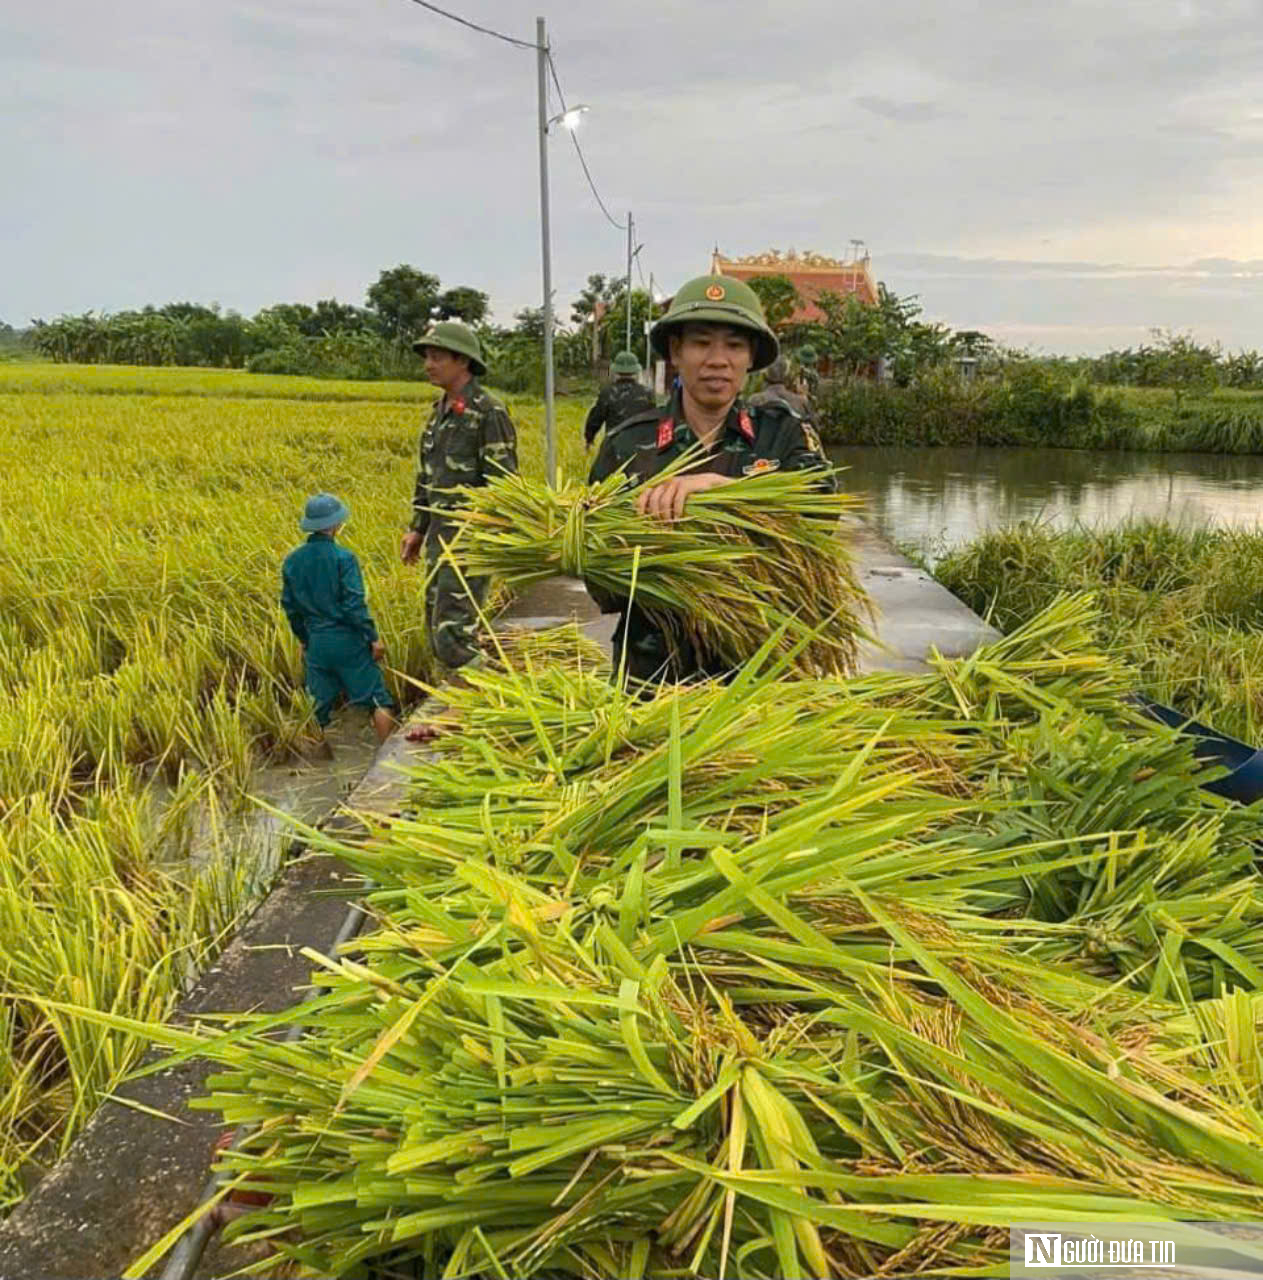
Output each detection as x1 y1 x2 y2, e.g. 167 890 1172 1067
847 519 999 671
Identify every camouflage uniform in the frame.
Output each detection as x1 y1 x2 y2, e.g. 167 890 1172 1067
748 383 812 418
410 380 518 667
587 387 836 685
583 379 657 446
748 359 813 419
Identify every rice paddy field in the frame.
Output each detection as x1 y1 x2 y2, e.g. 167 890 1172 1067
936 520 1263 743
14 362 1263 1278
0 362 587 1212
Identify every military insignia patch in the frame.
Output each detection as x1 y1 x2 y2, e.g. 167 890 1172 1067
802 423 823 453
737 409 755 442
742 457 780 476
656 417 675 450
705 284 725 301
450 397 467 416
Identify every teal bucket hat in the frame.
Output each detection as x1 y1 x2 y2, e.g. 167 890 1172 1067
300 492 350 532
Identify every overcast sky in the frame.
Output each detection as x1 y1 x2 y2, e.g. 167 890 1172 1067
5 0 1262 353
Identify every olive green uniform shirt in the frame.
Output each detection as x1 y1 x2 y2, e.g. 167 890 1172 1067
747 384 813 419
583 378 657 446
587 388 836 683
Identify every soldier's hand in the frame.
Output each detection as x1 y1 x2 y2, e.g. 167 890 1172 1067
371 640 387 661
637 472 732 523
400 530 423 565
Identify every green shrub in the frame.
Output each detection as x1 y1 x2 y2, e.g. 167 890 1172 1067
816 367 1263 453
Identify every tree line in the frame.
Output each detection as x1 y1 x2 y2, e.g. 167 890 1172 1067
20 267 493 380
1056 329 1263 396
14 266 1263 397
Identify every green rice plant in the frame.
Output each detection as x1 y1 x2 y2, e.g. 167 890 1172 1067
936 520 1263 741
0 367 599 1208
0 776 258 1195
446 459 872 678
60 601 1263 1278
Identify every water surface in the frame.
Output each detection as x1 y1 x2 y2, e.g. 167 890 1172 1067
829 446 1263 560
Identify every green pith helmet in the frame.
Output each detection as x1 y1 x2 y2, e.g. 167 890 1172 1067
611 350 642 376
649 274 779 371
412 320 486 376
796 343 818 366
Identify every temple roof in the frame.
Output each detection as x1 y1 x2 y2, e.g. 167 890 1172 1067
711 248 879 321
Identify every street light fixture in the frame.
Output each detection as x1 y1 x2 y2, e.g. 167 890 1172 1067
548 104 589 132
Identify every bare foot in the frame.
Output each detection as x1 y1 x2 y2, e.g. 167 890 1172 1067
371 708 396 743
405 723 442 743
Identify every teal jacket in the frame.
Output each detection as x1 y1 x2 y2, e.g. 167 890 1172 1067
281 534 378 646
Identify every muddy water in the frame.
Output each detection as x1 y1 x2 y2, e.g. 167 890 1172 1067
152 713 380 894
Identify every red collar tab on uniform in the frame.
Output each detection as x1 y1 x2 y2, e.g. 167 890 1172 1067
449 396 467 416
656 417 675 450
737 409 755 442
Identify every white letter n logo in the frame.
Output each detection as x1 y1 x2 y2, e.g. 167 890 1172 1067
1025 1234 1062 1267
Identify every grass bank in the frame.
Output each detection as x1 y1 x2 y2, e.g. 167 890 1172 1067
936 520 1263 742
817 368 1263 453
0 364 586 1209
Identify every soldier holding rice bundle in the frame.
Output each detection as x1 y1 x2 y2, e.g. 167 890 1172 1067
587 274 838 685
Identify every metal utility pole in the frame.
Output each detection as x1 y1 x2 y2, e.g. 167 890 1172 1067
625 211 634 355
536 15 556 487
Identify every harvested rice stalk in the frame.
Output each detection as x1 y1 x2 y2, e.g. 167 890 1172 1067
441 458 873 677
60 600 1263 1279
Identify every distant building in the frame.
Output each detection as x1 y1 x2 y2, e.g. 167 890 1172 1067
710 247 879 321
645 248 883 390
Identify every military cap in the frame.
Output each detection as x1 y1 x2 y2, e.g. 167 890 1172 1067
649 275 779 372
412 320 487 376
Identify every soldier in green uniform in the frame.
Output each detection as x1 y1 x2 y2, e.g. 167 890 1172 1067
400 321 518 669
587 275 837 685
583 350 657 448
748 357 813 419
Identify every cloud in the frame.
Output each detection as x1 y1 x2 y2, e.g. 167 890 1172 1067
4 0 1263 354
854 94 953 123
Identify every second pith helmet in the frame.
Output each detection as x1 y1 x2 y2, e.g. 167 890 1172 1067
611 350 642 376
412 320 487 376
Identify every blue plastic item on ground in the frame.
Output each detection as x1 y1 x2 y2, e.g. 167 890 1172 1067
1130 693 1263 804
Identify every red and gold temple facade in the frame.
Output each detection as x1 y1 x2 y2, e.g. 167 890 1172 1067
710 248 879 322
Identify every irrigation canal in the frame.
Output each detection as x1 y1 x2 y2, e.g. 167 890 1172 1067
0 525 996 1280
831 445 1263 560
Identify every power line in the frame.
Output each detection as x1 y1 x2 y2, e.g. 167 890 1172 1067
398 3 631 240
546 52 628 232
402 0 538 50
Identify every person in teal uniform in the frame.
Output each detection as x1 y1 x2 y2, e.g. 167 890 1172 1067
281 492 396 746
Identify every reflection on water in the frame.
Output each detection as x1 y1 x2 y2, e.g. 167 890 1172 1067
152 709 380 875
830 446 1263 561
